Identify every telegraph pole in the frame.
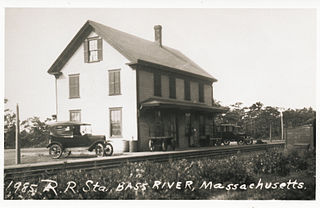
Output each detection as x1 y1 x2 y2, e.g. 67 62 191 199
269 123 272 142
280 110 284 140
15 104 21 164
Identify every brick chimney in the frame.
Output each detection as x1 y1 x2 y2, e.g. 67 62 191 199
154 25 162 47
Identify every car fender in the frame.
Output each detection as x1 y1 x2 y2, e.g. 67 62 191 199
47 142 63 149
88 140 105 151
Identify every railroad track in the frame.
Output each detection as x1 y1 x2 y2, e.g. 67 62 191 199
4 143 284 180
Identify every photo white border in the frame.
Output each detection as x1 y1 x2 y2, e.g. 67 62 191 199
0 0 319 208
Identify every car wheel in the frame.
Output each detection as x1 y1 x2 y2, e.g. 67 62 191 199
149 140 155 152
223 140 230 146
162 141 168 151
237 139 245 145
104 143 113 156
245 138 253 145
95 143 105 157
49 144 63 159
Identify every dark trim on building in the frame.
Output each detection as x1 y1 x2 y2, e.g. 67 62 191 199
137 59 217 83
153 71 162 97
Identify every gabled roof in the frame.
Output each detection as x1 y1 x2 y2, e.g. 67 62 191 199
48 20 217 82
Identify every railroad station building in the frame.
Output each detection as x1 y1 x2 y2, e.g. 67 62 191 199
47 20 226 151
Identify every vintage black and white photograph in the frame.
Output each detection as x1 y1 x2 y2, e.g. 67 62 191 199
2 3 318 203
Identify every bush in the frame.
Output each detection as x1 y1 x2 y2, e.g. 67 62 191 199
251 150 291 176
4 115 52 149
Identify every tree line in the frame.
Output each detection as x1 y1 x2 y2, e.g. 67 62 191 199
4 99 52 149
214 101 315 139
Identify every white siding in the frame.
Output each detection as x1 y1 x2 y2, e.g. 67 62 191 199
56 32 138 143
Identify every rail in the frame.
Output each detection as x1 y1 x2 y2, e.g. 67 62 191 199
4 143 284 180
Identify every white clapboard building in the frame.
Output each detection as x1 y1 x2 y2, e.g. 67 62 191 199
47 20 225 151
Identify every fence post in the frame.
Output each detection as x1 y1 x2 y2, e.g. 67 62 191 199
269 123 272 142
15 104 21 164
280 110 284 140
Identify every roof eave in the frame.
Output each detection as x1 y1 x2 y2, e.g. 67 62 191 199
136 59 218 83
140 98 227 113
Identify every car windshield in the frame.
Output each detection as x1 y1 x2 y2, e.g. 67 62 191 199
80 124 92 135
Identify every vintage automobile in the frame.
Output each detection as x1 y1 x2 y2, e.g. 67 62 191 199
47 121 113 159
214 124 253 145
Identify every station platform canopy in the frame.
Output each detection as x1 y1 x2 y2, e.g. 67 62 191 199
140 97 227 113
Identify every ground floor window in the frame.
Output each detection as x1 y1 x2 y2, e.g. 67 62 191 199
69 110 81 122
110 108 122 137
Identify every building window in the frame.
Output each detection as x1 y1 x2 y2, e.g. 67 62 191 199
110 108 122 137
199 83 204 103
69 74 80 98
84 37 103 63
109 69 121 95
169 76 176 99
184 80 190 101
154 72 161 97
70 110 81 122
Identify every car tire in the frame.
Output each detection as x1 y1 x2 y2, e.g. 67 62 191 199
104 143 113 156
245 138 253 145
49 144 63 159
223 140 230 146
95 143 105 157
162 141 168 151
149 140 155 152
237 139 245 145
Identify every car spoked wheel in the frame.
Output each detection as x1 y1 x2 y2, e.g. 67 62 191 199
161 141 168 151
104 143 113 156
244 136 253 145
49 144 63 159
237 139 245 145
149 140 155 151
223 140 230 146
95 143 105 157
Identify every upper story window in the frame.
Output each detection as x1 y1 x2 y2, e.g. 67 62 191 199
184 80 190 101
109 69 121 95
69 74 80 99
84 37 103 63
199 83 204 103
70 110 81 122
154 72 161 97
169 76 176 99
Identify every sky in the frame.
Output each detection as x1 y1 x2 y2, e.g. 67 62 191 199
4 8 317 121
